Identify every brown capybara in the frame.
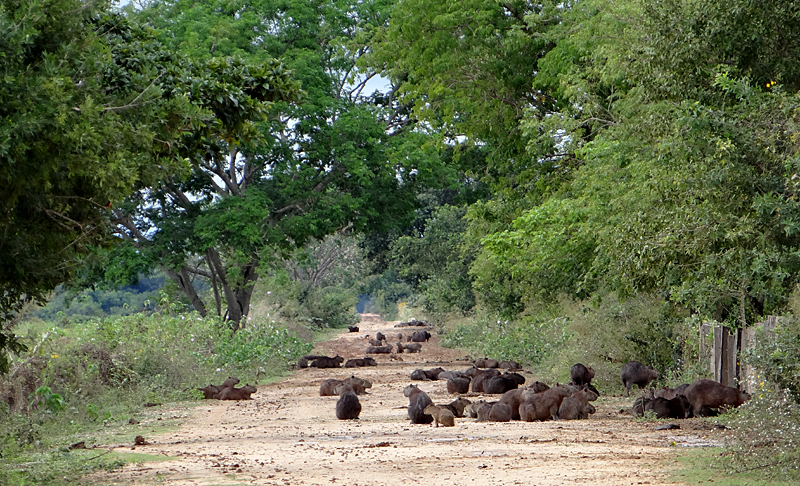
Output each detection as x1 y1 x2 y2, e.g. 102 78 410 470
197 385 220 399
344 357 377 368
297 355 326 368
369 338 384 346
621 361 660 396
530 381 551 393
404 384 434 424
483 372 526 394
438 370 468 381
309 356 345 368
645 395 692 419
366 345 393 354
447 377 471 394
334 383 361 420
684 379 750 416
674 383 690 396
319 376 372 396
401 342 423 353
489 402 512 422
410 369 429 380
570 363 595 386
558 388 599 420
499 360 521 370
654 386 677 400
476 401 497 422
440 397 471 418
218 384 257 400
376 332 385 342
221 376 240 389
397 333 403 341
519 384 572 421
630 396 650 416
498 387 529 420
474 358 500 368
410 331 432 342
471 368 502 393
348 326 359 332
423 405 455 427
410 367 443 381
465 400 485 418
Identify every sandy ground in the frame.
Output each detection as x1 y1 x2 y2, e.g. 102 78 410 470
88 314 725 486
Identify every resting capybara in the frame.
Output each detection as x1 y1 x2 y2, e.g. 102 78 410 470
645 395 692 419
474 358 500 368
197 385 221 399
440 397 471 418
334 383 361 420
366 345 393 354
221 376 240 389
471 368 502 393
519 384 572 421
297 355 328 368
369 338 384 346
630 396 650 416
489 402 512 422
498 387 528 420
218 384 257 400
684 379 750 417
483 372 526 394
410 331 432 342
447 377 471 394
424 404 455 427
570 363 595 386
376 332 385 342
654 386 677 400
348 326 359 332
621 361 660 396
404 384 434 424
465 400 485 418
410 367 443 381
476 401 497 422
344 357 377 368
558 388 599 420
310 355 345 368
674 383 690 396
319 376 372 396
438 370 468 381
401 342 423 353
499 360 521 370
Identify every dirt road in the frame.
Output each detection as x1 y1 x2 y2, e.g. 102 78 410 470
93 315 720 485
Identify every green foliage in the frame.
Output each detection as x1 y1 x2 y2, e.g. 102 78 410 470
744 318 800 403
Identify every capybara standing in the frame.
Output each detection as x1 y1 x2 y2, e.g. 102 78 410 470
558 388 599 420
401 342 423 353
519 384 572 421
620 361 660 396
403 384 434 424
447 377 471 394
570 363 595 386
218 384 257 400
334 383 361 420
423 405 455 427
684 379 750 416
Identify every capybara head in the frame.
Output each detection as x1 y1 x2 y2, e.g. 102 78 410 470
403 384 420 397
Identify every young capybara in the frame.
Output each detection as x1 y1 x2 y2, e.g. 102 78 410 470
344 357 378 368
620 361 660 396
197 385 221 399
471 368 502 393
465 400 486 418
440 397 471 418
645 395 692 419
218 384 257 400
570 363 595 386
404 384 434 424
558 388 599 420
483 372 526 394
447 377 471 394
684 379 750 416
366 345 393 354
499 360 521 370
334 383 361 420
474 358 500 368
319 376 372 396
310 356 345 368
423 404 456 427
519 384 572 421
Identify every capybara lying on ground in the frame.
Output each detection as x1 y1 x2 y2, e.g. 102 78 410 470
424 405 455 427
621 361 660 396
499 360 521 370
198 385 221 399
474 358 500 368
319 376 372 396
519 384 572 421
483 372 526 394
348 326 359 332
684 379 750 416
310 356 345 368
476 401 511 422
438 370 468 381
570 363 595 386
369 338 384 346
366 345 393 354
409 331 432 342
218 384 257 400
404 384 434 424
410 367 443 381
470 368 502 393
465 400 485 418
447 377 471 394
344 357 377 368
645 395 692 419
297 355 329 368
558 388 599 420
334 383 361 420
439 397 471 418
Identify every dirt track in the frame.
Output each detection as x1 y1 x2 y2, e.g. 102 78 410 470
91 315 722 485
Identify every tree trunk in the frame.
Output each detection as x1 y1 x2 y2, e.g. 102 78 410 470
207 247 258 329
164 267 207 317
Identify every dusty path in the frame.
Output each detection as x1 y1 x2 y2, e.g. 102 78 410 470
92 315 721 485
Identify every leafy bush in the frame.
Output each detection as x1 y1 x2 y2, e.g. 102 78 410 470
744 320 800 402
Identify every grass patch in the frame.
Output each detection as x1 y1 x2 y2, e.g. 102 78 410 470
668 448 798 486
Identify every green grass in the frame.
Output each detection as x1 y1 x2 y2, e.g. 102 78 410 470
668 448 798 486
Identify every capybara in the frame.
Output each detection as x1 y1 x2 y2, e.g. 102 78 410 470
447 377 471 394
499 360 521 370
334 383 361 420
310 356 345 368
438 370 468 381
483 372 526 394
471 368 502 393
474 358 500 368
369 338 384 346
581 382 601 397
197 385 221 399
401 342 423 353
404 384 434 424
397 333 403 341
465 400 485 418
344 357 377 368
319 376 372 396
410 330 432 343
221 376 240 389
218 384 257 400
674 383 690 396
440 397 471 418
654 386 677 400
376 332 385 342
489 402 512 422
558 388 599 420
424 404 456 427
570 363 595 386
621 361 660 396
630 396 650 416
530 381 551 393
297 355 327 368
348 326 359 332
366 345 393 354
498 387 528 420
410 367 443 381
684 379 750 416
410 369 429 381
645 395 692 419
476 401 497 422
519 384 572 421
